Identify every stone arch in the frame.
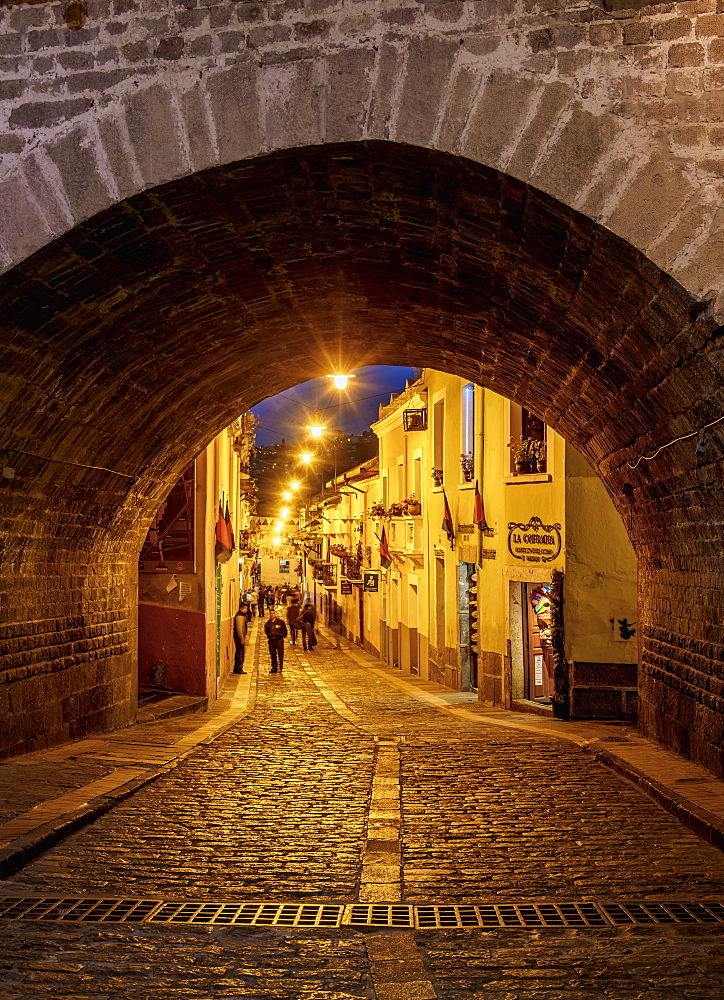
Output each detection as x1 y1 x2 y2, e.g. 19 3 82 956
0 142 722 773
0 0 722 313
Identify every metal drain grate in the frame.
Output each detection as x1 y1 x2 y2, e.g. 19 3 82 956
346 904 414 927
600 901 724 926
415 902 608 928
1 897 723 928
0 897 342 928
148 902 342 927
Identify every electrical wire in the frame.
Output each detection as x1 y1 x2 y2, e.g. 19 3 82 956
627 414 724 469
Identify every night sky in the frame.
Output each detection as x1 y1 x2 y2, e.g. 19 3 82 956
252 366 418 446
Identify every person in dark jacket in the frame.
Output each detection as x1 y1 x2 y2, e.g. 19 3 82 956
264 608 288 672
300 603 316 652
286 598 302 644
233 603 248 674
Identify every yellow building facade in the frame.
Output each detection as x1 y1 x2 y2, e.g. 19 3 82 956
299 371 639 721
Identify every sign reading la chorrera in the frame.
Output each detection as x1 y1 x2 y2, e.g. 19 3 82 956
507 516 562 563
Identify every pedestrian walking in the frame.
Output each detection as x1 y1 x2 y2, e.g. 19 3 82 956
264 608 288 673
286 598 302 644
247 589 258 617
266 587 275 613
300 602 317 651
233 602 248 674
257 583 266 618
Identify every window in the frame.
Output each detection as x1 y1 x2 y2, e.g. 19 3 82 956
509 403 547 476
433 397 445 483
461 382 475 481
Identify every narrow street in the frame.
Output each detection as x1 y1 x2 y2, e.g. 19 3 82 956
1 627 724 998
0 632 724 1000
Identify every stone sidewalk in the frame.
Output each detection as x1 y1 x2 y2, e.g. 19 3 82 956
1 618 724 887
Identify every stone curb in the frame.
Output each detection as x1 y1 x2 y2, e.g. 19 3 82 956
587 743 724 853
0 656 260 879
135 694 208 725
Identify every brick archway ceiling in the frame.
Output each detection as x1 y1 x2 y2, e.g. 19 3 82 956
0 141 718 564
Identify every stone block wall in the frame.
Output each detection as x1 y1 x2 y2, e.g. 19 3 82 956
0 0 721 313
570 661 639 720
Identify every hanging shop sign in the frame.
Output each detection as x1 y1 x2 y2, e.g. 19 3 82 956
340 580 353 595
363 570 380 593
507 516 562 563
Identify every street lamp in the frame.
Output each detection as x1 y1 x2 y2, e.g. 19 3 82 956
282 491 292 500
326 373 356 390
299 453 313 465
307 422 326 439
290 481 300 490
280 507 289 518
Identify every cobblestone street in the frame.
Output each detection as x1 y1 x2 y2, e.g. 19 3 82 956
2 628 724 997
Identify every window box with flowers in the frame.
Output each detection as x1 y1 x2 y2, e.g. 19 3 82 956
460 452 474 482
369 501 388 518
431 468 444 488
404 494 421 516
388 502 406 518
508 436 547 475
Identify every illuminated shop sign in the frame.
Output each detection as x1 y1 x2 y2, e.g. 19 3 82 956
507 516 562 563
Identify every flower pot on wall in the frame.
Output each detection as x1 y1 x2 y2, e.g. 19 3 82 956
515 460 536 475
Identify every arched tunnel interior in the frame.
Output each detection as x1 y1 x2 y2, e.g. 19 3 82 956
0 141 722 770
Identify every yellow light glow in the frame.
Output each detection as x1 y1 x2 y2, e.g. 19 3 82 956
327 373 356 390
273 538 281 546
290 481 300 490
280 507 289 518
276 521 283 530
282 491 292 501
300 454 312 464
307 424 325 438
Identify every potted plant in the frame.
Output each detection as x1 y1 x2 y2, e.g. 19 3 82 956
388 502 406 518
431 468 444 487
369 501 387 518
404 493 421 516
532 439 547 473
460 452 474 482
508 436 538 475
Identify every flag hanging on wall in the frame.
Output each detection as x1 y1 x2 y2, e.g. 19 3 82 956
379 526 393 569
215 500 232 563
473 480 490 532
224 500 235 552
441 490 455 549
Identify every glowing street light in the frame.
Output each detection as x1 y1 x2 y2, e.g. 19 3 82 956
307 423 326 439
326 373 355 390
290 481 300 490
299 453 313 465
276 521 284 530
280 507 289 518
282 491 292 500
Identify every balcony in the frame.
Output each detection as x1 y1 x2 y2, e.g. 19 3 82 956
389 517 424 564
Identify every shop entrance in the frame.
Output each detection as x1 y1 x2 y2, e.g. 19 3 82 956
523 583 555 705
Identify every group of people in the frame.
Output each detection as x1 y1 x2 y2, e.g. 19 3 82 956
232 587 317 675
241 584 304 620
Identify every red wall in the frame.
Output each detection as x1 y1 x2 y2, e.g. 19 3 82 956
138 603 207 696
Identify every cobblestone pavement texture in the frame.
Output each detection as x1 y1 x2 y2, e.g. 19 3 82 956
2 629 724 996
0 760 115 825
